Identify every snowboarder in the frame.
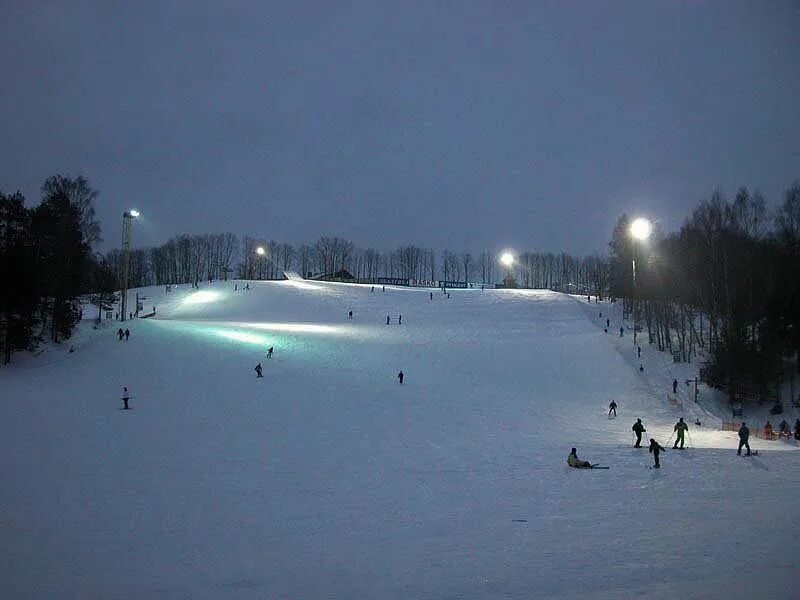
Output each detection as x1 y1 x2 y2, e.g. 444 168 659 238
398 314 402 325
608 400 617 416
673 418 688 448
672 379 678 394
648 438 665 468
122 386 131 410
604 328 608 333
619 326 624 337
632 418 646 447
386 315 390 325
567 448 592 469
397 370 404 384
254 363 263 378
117 328 123 341
695 418 702 427
737 422 751 456
606 318 610 328
267 346 273 359
124 328 130 341
348 310 353 320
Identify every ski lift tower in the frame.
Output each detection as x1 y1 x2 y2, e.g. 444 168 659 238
119 209 140 321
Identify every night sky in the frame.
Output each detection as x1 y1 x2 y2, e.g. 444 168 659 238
1 1 798 255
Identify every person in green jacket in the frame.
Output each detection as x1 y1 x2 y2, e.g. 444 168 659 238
567 448 592 468
673 417 689 449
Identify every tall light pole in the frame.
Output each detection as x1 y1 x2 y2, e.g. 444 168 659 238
119 210 140 321
255 246 265 280
629 217 652 349
500 252 515 288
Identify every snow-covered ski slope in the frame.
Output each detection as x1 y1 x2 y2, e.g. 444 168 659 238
1 281 798 599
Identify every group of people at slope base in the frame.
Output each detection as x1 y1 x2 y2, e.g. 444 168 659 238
572 401 760 470
763 418 800 441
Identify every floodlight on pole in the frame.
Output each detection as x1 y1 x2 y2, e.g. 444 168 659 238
499 251 517 289
255 246 266 256
119 210 141 322
630 217 652 241
629 216 651 353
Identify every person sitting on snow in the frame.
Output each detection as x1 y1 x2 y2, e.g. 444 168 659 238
567 448 592 469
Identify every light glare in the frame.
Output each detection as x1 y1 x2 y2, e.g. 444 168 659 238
182 291 221 305
129 209 140 218
256 246 266 255
500 252 514 267
630 218 652 240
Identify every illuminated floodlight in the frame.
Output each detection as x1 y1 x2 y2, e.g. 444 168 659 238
129 209 140 218
500 252 515 267
255 246 266 256
181 290 221 305
630 217 652 241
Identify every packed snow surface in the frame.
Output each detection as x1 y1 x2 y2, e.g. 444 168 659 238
1 281 798 599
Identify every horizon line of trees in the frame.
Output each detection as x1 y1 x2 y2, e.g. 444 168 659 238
105 233 605 294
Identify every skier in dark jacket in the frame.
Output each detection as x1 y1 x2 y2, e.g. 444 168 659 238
673 418 688 449
632 419 646 447
608 400 617 416
648 438 665 468
124 328 130 341
397 370 404 384
672 379 678 394
254 363 263 378
267 346 273 359
117 328 124 340
737 422 751 456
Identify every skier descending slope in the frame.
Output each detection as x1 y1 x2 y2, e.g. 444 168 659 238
648 438 665 468
673 418 688 449
632 419 646 447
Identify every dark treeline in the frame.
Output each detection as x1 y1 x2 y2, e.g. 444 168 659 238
0 176 105 364
109 232 603 294
608 180 800 405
